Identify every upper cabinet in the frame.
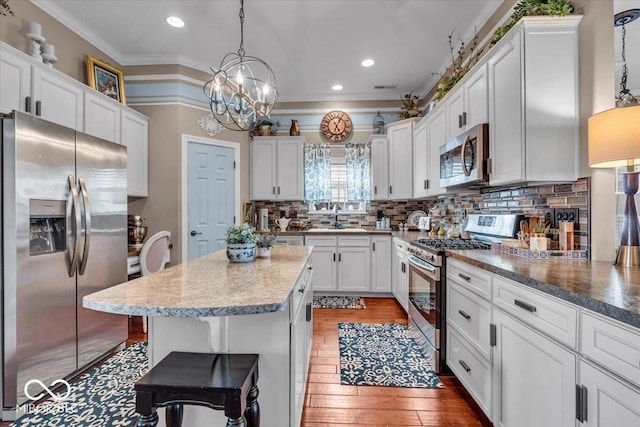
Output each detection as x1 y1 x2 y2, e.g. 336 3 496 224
445 64 488 141
412 117 429 199
487 16 581 186
1 42 149 197
386 119 415 200
370 135 389 200
251 136 304 201
425 107 447 197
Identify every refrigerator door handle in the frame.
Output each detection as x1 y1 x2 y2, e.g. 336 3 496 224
78 177 91 275
67 175 81 277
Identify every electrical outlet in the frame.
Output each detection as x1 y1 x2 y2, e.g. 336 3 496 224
544 208 556 228
555 208 579 229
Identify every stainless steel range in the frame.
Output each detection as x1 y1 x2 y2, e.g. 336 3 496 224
406 214 523 374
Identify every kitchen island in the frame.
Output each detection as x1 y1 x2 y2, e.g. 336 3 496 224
84 245 314 427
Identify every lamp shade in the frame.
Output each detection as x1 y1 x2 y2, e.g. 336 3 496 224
588 105 640 168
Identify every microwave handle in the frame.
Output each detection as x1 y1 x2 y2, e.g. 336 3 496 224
461 135 472 177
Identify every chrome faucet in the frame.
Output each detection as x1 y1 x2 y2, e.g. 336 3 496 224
334 214 344 229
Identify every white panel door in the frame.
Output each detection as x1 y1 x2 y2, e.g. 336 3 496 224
445 86 465 140
388 122 413 200
370 136 389 200
121 110 148 197
188 142 235 260
309 247 337 291
84 91 120 143
412 118 429 199
251 139 277 200
464 63 488 129
580 360 640 426
492 308 576 427
426 107 446 197
488 31 524 186
277 138 304 200
32 67 83 130
0 47 31 114
371 236 392 292
338 247 370 292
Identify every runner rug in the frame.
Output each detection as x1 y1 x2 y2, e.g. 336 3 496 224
11 341 147 426
338 322 444 388
313 295 366 309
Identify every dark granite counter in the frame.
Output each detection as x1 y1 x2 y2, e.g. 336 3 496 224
446 250 640 329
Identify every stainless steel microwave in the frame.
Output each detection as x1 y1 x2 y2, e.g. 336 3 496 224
439 123 489 188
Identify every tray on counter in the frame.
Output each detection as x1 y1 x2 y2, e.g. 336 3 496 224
491 243 588 260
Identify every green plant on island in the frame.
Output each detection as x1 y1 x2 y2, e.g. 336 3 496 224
226 223 258 245
491 0 575 46
256 226 280 248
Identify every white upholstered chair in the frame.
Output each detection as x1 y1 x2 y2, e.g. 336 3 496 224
139 230 171 332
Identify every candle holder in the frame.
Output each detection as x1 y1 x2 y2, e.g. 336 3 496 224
41 43 57 68
26 21 45 60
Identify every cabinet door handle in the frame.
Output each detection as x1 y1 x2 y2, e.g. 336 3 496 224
338 253 342 262
576 384 588 423
423 180 427 190
401 262 406 273
25 96 32 113
333 253 336 262
486 158 492 174
272 186 275 195
306 303 312 322
389 185 392 194
35 100 42 117
459 359 471 373
372 242 376 251
490 323 497 347
278 186 281 195
426 179 430 189
458 114 463 128
458 273 471 282
374 185 377 195
458 310 471 321
462 111 467 126
514 299 537 313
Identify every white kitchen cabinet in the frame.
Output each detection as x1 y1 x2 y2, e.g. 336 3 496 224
251 136 304 200
425 106 447 197
306 235 370 293
578 360 640 427
386 119 415 200
84 90 121 142
492 308 577 427
0 45 31 115
371 236 392 293
369 135 389 200
412 116 429 199
121 110 149 197
487 17 581 186
445 63 488 141
392 238 408 311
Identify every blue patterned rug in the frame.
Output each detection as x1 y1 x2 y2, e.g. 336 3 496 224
313 295 366 309
339 322 443 388
11 342 147 426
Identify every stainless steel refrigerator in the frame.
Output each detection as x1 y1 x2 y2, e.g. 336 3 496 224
1 111 128 419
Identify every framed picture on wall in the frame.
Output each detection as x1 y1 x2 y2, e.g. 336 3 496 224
86 55 126 104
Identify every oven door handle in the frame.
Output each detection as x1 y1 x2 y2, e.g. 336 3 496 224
407 254 437 273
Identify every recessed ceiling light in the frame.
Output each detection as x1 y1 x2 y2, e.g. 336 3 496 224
332 84 343 91
361 59 375 67
166 16 185 28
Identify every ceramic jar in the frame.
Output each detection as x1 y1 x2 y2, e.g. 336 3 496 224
226 243 256 262
289 119 300 136
256 247 271 258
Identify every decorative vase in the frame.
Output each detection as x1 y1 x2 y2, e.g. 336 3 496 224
289 119 300 136
226 243 256 262
256 247 271 258
529 235 548 251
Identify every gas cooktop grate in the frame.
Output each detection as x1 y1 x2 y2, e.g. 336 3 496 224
415 238 491 251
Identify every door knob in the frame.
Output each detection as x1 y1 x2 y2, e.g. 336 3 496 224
190 230 202 236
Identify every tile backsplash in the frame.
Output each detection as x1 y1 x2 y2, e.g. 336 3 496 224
253 177 590 252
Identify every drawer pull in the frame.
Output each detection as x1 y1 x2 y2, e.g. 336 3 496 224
458 273 471 282
458 310 471 321
459 359 471 373
514 299 537 313
298 286 305 294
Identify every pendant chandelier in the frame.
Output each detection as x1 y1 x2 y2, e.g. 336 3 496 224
614 9 640 107
203 0 278 131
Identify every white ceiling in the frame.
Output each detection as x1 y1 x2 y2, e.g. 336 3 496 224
615 1 640 96
33 0 504 102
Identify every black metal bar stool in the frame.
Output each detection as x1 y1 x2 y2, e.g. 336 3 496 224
134 352 259 427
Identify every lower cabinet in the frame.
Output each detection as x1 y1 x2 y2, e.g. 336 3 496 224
306 236 370 292
392 239 408 310
371 236 392 292
579 360 640 426
492 308 577 427
307 246 337 291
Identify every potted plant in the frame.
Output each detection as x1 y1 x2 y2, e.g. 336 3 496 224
256 227 280 258
530 220 551 251
226 223 257 262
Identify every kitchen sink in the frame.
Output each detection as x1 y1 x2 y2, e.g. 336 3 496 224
308 228 367 232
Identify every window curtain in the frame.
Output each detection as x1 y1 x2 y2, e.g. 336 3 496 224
304 143 331 202
346 143 371 202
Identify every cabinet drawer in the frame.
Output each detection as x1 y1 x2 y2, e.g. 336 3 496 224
447 258 492 300
447 327 492 420
493 276 577 349
581 311 640 388
291 262 312 318
305 236 337 247
337 236 370 247
447 281 492 361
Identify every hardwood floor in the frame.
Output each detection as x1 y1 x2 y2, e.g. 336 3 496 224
302 297 492 427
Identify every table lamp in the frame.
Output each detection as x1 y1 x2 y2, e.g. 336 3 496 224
589 105 640 266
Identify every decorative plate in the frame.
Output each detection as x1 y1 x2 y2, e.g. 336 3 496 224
407 210 427 229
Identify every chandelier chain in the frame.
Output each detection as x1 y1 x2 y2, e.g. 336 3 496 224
621 22 628 93
238 0 245 57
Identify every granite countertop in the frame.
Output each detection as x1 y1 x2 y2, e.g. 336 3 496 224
446 250 640 329
279 228 393 236
84 246 312 318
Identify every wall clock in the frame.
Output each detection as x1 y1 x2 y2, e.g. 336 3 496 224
321 110 352 142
